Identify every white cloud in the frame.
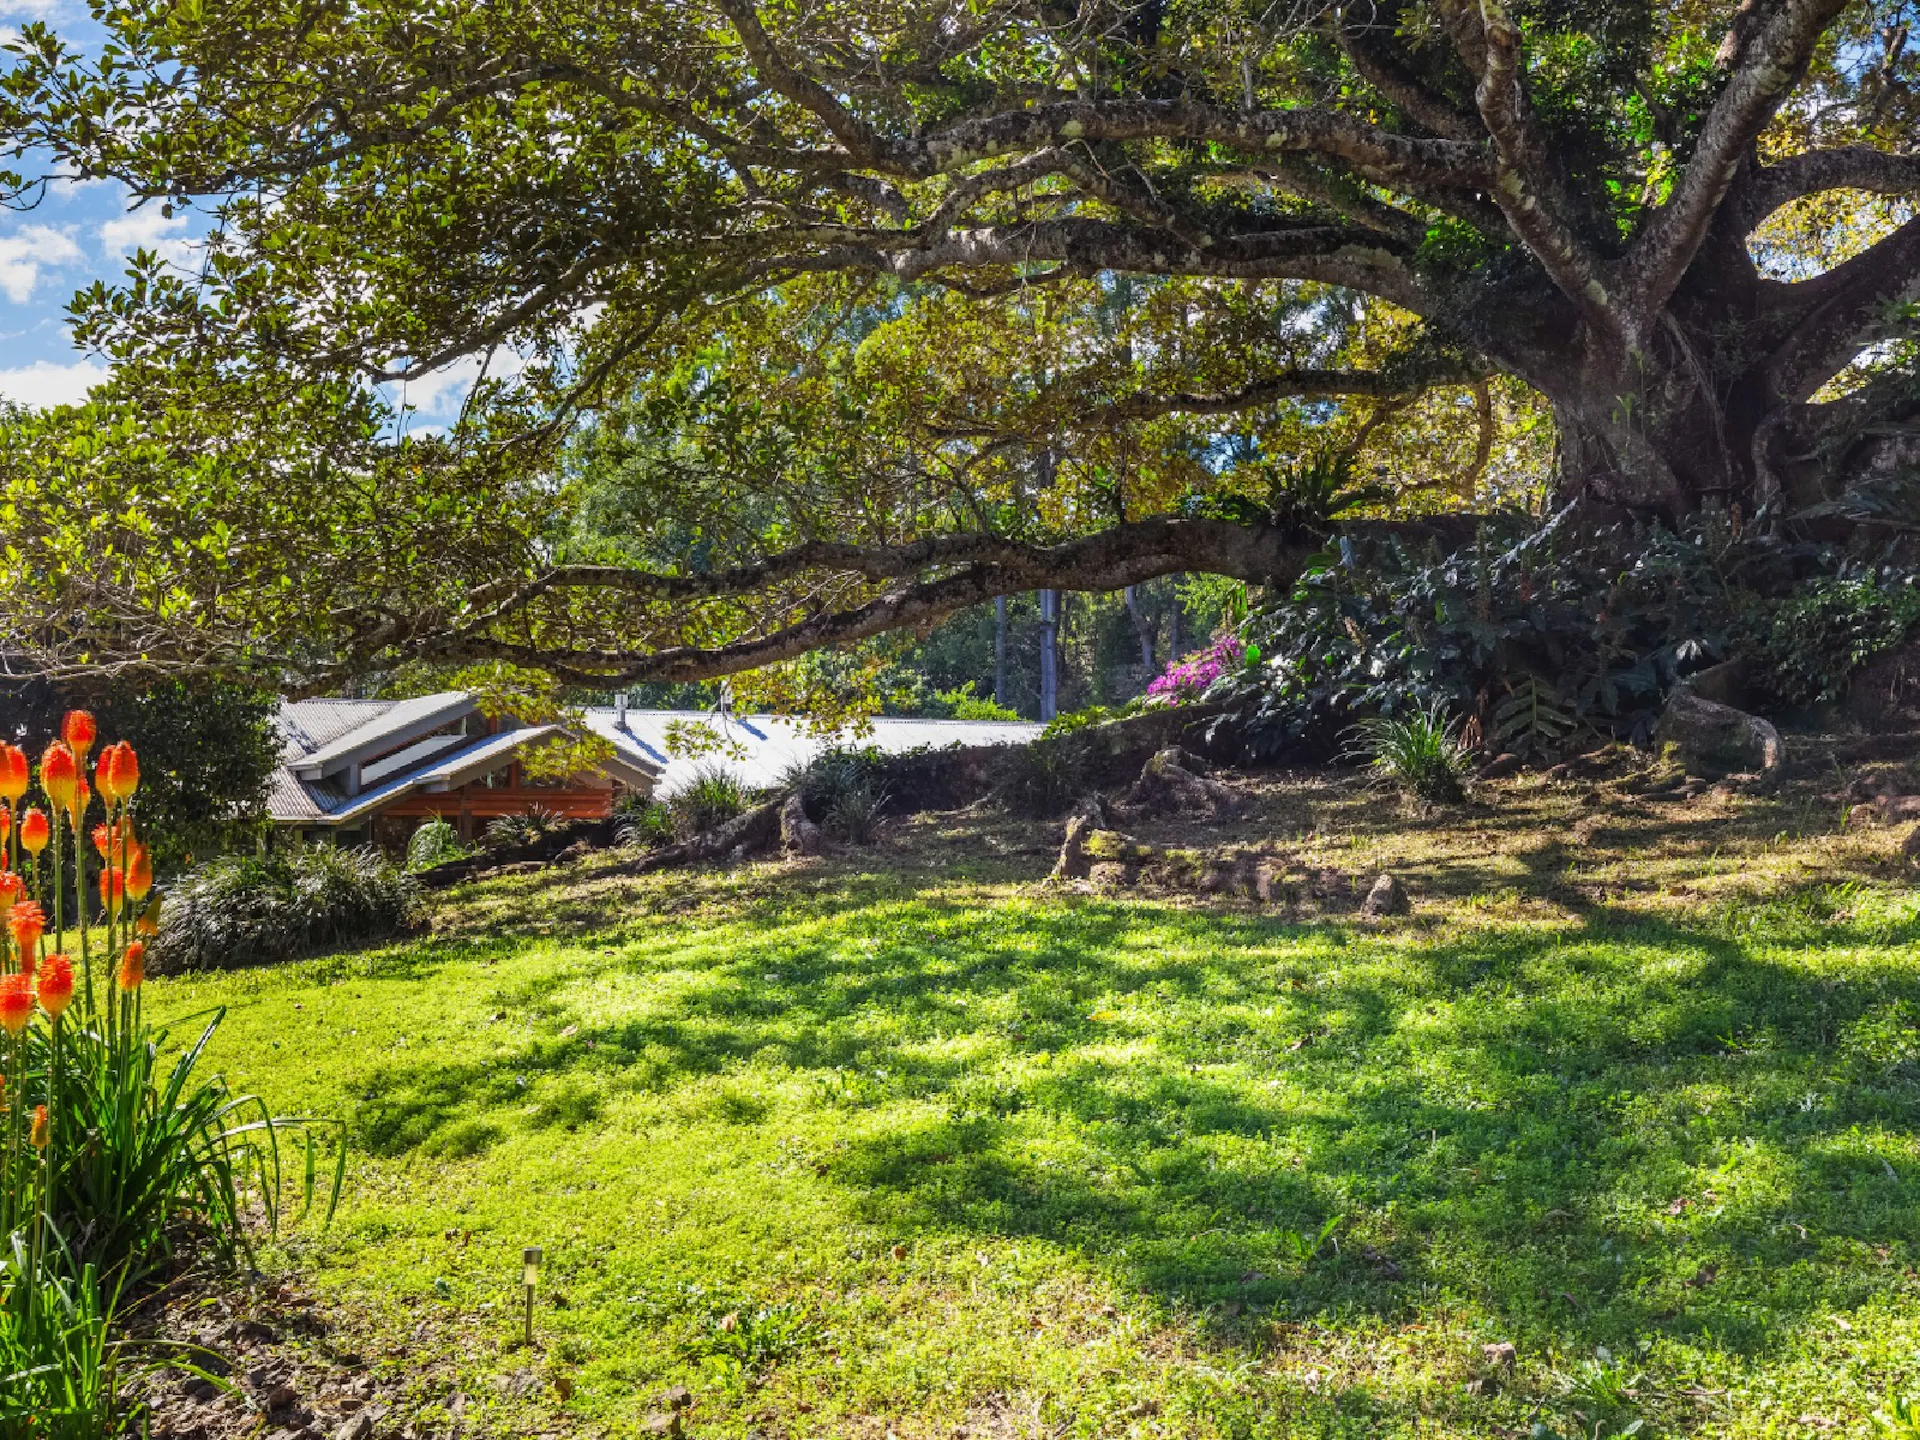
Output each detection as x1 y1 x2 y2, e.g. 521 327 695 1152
390 348 530 418
0 224 83 303
0 358 106 409
0 0 72 20
99 207 196 270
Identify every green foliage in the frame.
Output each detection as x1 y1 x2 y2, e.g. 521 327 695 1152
1877 1393 1920 1437
148 845 419 972
993 738 1090 817
0 678 278 869
669 766 746 839
1040 704 1123 739
783 747 890 843
0 1255 134 1438
404 819 469 873
613 796 675 850
1216 513 1920 762
1756 570 1920 705
1348 702 1470 805
1493 675 1580 758
931 682 1020 723
483 806 564 850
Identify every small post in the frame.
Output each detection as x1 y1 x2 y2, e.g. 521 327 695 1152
522 1245 542 1347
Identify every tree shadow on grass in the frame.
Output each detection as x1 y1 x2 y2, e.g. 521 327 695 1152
348 890 1920 1365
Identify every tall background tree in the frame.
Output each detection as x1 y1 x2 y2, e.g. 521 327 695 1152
0 0 1912 690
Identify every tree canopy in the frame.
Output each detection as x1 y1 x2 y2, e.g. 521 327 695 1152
0 0 1914 689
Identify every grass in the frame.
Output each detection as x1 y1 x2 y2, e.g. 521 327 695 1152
141 763 1920 1437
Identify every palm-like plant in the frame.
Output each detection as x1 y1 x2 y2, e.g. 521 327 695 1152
1348 702 1471 806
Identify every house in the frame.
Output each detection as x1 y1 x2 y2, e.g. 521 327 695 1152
270 693 1042 847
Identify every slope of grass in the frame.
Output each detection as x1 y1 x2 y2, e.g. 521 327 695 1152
144 773 1920 1438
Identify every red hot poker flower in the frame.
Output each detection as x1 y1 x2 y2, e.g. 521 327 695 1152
8 901 45 962
0 873 18 911
0 746 26 805
0 808 9 849
38 742 76 814
0 976 33 1037
102 743 139 803
36 955 72 1019
118 941 145 990
61 710 97 762
29 1105 47 1150
18 809 48 856
125 843 153 904
99 866 125 917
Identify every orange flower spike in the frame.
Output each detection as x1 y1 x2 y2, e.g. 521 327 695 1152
7 902 44 962
18 808 48 857
125 843 153 904
0 746 26 805
91 822 111 860
0 873 18 911
38 742 76 814
104 742 139 802
68 779 90 831
99 865 125 917
135 896 160 937
36 955 72 1019
61 710 97 763
29 1104 47 1150
0 976 33 1037
118 941 145 990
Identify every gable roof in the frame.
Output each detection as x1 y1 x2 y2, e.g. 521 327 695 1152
272 698 663 826
270 696 1044 826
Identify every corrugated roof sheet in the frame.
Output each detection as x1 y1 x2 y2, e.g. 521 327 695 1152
583 708 1042 797
290 691 470 774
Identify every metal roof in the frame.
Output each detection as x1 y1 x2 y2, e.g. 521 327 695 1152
270 697 1041 825
582 708 1042 798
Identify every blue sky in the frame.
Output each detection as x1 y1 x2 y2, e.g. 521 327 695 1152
0 0 474 423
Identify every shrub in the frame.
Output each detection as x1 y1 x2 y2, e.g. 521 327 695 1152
483 805 563 850
1756 569 1920 705
405 818 468 872
1347 702 1471 806
669 765 746 838
614 797 675 849
932 682 1022 721
1144 636 1250 705
148 844 419 972
0 1257 137 1437
994 737 1090 817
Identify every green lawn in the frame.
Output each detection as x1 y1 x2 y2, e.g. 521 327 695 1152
147 842 1920 1438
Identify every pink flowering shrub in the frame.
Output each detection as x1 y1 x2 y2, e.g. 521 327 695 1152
1144 636 1247 705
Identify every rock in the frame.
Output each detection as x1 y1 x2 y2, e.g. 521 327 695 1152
1478 753 1522 780
553 839 594 864
643 1411 684 1436
1655 689 1783 778
1123 747 1239 817
1903 825 1920 868
1086 861 1133 890
1050 795 1110 880
778 793 830 857
1360 873 1410 917
332 1415 374 1440
1482 1340 1517 1369
268 1384 299 1410
663 1385 694 1411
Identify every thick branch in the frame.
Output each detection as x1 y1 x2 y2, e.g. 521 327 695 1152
1623 0 1853 319
1336 12 1482 141
1762 214 1920 402
768 217 1431 313
420 517 1471 687
1441 0 1619 339
1740 146 1920 231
